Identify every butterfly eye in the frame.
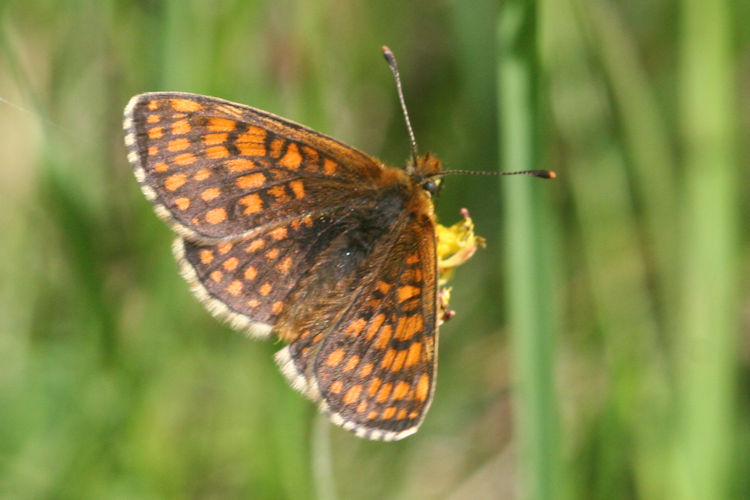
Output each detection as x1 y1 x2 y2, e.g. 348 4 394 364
422 179 438 196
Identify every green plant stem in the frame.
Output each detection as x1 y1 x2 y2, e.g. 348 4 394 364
498 3 559 499
672 0 738 498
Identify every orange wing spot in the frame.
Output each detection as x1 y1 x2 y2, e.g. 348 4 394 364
171 98 202 112
329 380 343 394
279 143 302 169
373 324 393 350
397 409 407 420
360 363 374 378
199 249 214 264
154 162 169 172
408 411 419 419
201 187 221 201
267 185 290 203
416 374 430 402
222 256 239 271
171 119 191 135
395 314 423 341
226 158 255 173
146 114 160 124
376 281 392 295
206 146 230 158
276 257 292 274
343 355 360 372
346 317 367 336
236 173 266 189
380 349 397 369
406 253 420 265
236 127 267 156
272 301 283 315
238 194 263 215
290 219 301 231
164 173 187 191
270 226 288 240
367 378 382 397
148 127 163 139
356 401 368 413
193 168 211 181
269 137 284 158
312 333 323 343
175 197 190 210
302 216 313 228
226 280 243 296
205 208 227 224
301 145 319 163
207 117 237 132
376 383 393 403
147 100 159 111
247 298 260 308
210 270 223 283
326 348 346 367
203 133 227 145
367 411 379 420
343 384 363 405
243 266 257 280
218 242 233 254
148 146 158 156
403 268 423 283
259 282 272 296
323 158 338 175
365 313 386 340
391 350 408 372
288 180 306 199
382 407 397 420
392 381 410 401
265 248 280 260
397 285 420 303
405 342 422 367
175 153 196 166
247 239 266 252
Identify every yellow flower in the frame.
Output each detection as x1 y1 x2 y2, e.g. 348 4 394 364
435 208 485 324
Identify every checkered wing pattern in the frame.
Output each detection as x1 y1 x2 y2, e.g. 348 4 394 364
123 92 384 243
275 213 438 441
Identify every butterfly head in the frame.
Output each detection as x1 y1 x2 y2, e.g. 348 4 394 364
407 151 443 198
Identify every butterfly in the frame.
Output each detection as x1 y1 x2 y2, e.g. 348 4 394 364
123 47 551 441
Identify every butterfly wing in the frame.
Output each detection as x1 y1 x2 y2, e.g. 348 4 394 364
275 210 438 441
124 92 385 242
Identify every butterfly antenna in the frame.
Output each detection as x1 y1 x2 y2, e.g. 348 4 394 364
435 169 557 179
382 46 419 162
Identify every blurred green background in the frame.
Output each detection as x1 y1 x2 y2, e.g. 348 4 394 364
0 0 747 498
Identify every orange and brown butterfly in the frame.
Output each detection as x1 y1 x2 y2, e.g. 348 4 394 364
123 47 553 441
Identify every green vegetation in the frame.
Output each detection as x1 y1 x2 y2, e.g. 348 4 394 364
0 0 746 498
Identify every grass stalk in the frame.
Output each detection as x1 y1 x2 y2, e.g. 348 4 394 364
672 0 738 498
498 2 559 499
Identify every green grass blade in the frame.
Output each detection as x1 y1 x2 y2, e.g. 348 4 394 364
498 3 560 499
671 0 739 498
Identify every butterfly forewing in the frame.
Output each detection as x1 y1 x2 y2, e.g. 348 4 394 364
275 212 438 441
124 92 384 242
